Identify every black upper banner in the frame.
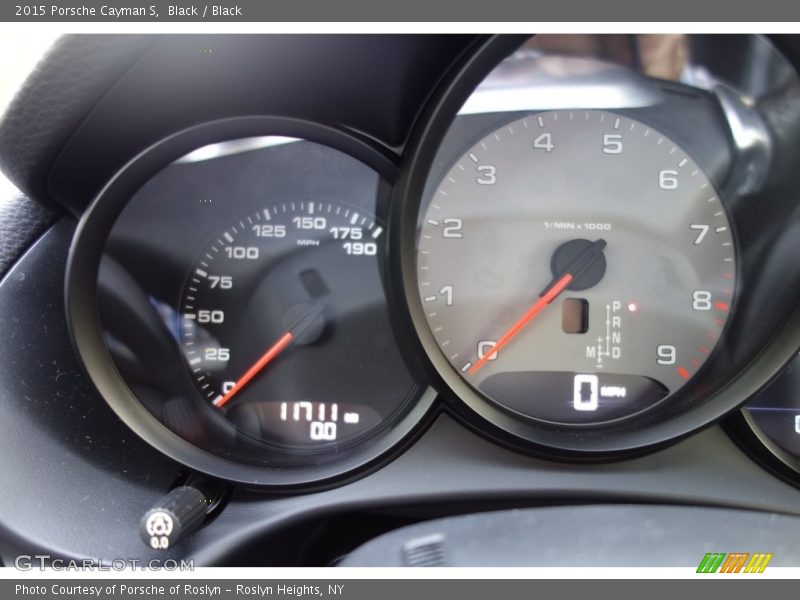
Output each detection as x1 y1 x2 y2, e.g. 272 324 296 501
3 0 800 22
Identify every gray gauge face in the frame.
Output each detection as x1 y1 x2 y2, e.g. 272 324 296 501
416 110 736 425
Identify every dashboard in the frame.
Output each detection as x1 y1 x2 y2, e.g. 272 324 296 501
3 33 800 567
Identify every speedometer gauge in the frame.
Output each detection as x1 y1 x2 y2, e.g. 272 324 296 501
415 110 736 426
67 122 433 486
179 201 393 448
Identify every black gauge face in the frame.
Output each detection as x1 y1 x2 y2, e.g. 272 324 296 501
72 126 432 486
178 201 400 449
416 110 736 426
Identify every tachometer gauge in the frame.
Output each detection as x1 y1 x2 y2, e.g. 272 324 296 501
388 34 800 456
179 201 394 448
414 109 736 428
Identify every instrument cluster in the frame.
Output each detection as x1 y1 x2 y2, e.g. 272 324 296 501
65 34 800 486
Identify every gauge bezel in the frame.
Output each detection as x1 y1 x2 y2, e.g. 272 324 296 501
389 34 800 457
726 360 800 486
66 116 436 488
739 410 800 479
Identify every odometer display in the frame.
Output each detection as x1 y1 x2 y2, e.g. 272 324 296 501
416 110 736 425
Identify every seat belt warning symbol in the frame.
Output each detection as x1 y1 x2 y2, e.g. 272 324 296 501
573 374 599 411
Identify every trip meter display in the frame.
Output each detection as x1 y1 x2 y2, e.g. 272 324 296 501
415 110 736 426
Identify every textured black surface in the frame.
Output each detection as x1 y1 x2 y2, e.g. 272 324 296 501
0 184 58 279
0 35 155 207
0 218 183 562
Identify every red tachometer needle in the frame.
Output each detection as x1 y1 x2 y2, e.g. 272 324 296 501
213 332 294 408
213 303 324 408
467 238 607 375
468 273 573 375
467 238 606 375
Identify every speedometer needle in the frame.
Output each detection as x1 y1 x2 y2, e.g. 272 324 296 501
213 304 324 408
468 238 606 375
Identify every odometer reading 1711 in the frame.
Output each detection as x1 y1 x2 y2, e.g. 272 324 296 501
416 110 736 425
